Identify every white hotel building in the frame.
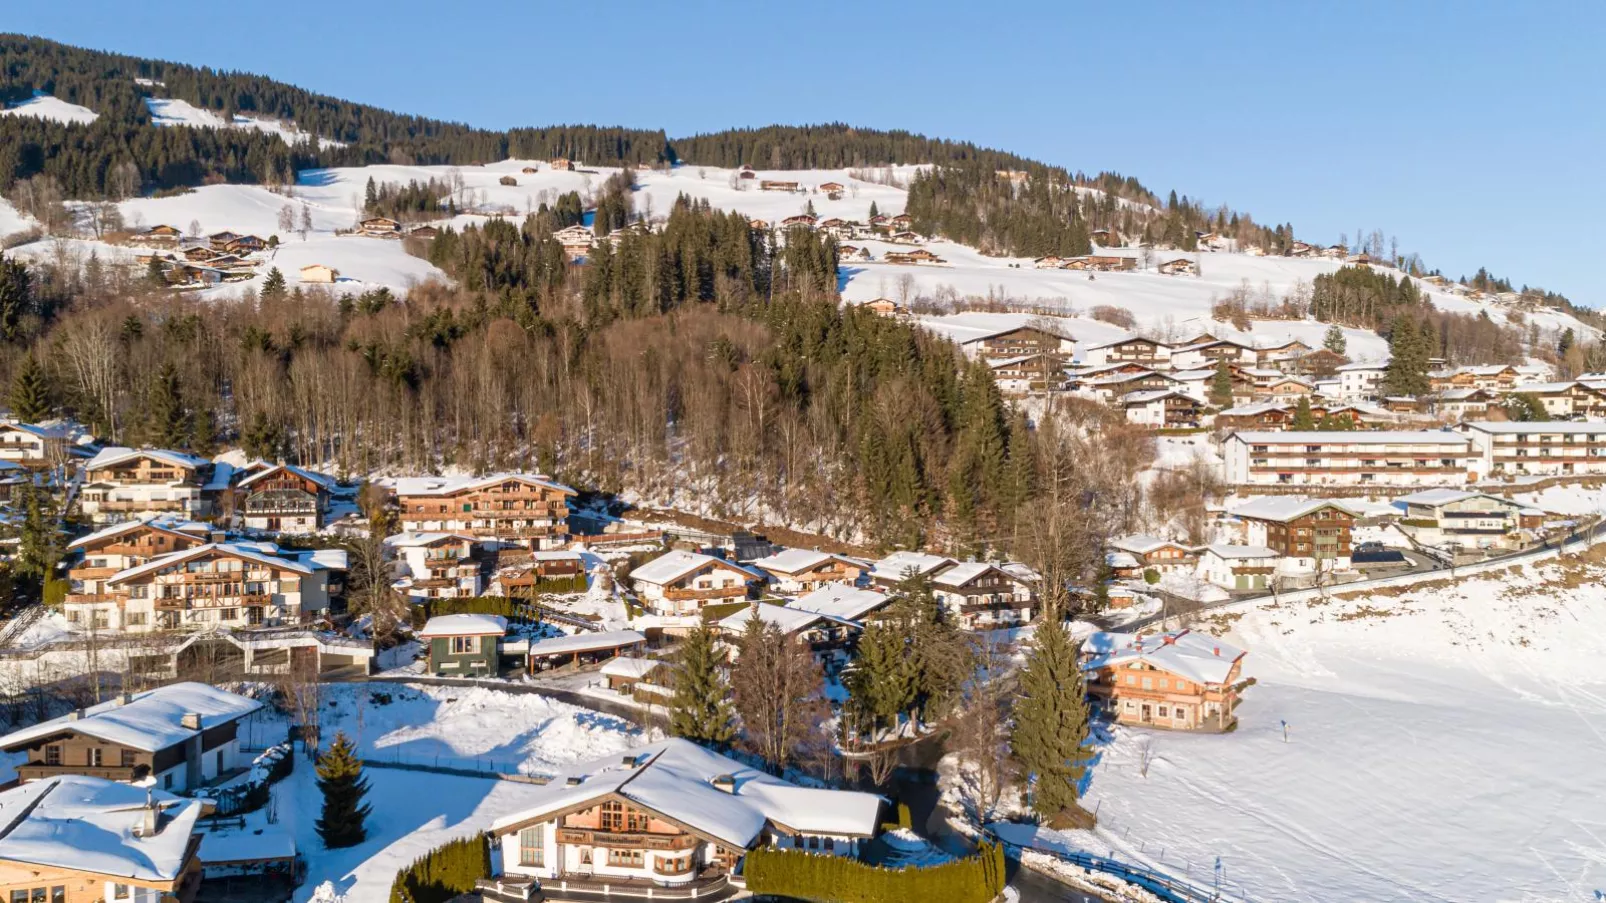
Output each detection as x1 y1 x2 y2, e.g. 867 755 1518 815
1457 421 1606 478
1223 430 1477 488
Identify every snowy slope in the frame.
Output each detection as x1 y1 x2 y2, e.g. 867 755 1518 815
0 199 37 241
144 97 344 149
1044 552 1606 902
1 93 99 125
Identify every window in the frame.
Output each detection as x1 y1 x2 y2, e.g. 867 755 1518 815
126 612 147 627
121 749 136 767
518 827 544 867
1140 677 1152 690
451 636 478 654
89 748 103 767
1157 706 1168 717
44 745 60 766
607 848 643 867
1125 674 1136 686
112 887 131 902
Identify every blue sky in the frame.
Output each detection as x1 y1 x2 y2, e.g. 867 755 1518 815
10 1 1606 303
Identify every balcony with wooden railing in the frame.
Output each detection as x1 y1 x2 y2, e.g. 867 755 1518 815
87 499 192 512
661 586 749 602
556 827 699 852
155 593 272 611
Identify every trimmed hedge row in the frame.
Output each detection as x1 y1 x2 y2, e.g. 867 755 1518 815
387 833 491 903
410 596 530 628
745 842 1007 903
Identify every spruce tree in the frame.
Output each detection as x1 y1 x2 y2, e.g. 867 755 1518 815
667 624 736 746
845 619 913 740
146 362 189 448
1010 616 1092 821
145 255 168 287
315 732 371 849
1209 360 1234 407
9 355 52 423
1322 323 1347 355
262 267 288 300
1383 315 1429 397
1291 395 1316 430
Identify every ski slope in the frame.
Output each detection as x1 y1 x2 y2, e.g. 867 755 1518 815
1042 551 1606 902
0 92 98 125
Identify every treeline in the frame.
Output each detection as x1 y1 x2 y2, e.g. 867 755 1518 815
672 122 1052 173
364 177 458 220
1310 265 1425 330
904 164 1091 258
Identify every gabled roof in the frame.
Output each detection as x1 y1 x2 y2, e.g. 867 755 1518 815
1109 535 1191 555
0 777 202 882
600 656 661 680
489 738 882 847
0 422 71 440
1229 496 1358 523
67 516 213 551
932 561 1021 588
0 683 262 753
236 463 335 491
106 542 316 586
526 629 646 658
715 601 858 635
791 585 893 621
869 551 957 581
1082 629 1245 685
84 446 210 473
749 548 865 576
417 613 507 638
630 550 760 586
382 531 480 549
388 472 576 497
1394 489 1517 510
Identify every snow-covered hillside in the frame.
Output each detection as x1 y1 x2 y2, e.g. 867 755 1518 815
0 92 98 125
144 96 345 148
1021 546 1606 902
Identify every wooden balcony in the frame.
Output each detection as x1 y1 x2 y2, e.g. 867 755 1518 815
90 499 191 512
155 594 272 611
556 827 699 852
18 763 138 782
662 587 748 602
64 593 123 605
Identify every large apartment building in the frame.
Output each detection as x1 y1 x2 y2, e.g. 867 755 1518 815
72 541 344 634
391 474 576 550
1458 421 1606 478
1222 430 1476 487
79 448 232 523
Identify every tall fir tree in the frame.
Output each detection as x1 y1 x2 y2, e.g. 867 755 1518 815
315 732 371 849
9 355 52 423
1010 616 1093 821
145 362 189 448
845 619 914 740
1291 395 1316 430
1383 315 1430 397
1209 359 1234 407
667 624 736 746
262 266 288 300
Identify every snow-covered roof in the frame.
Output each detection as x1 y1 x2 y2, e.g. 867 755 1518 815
790 585 893 621
1511 381 1585 395
1105 551 1140 569
417 614 507 638
1083 629 1245 685
383 531 479 549
387 472 575 497
1120 389 1197 405
715 602 856 635
1438 388 1495 401
599 656 661 680
106 542 318 586
236 462 335 490
490 738 882 847
1229 497 1359 523
932 561 1018 588
85 446 210 472
67 516 213 550
527 629 646 658
1394 489 1515 509
0 776 203 882
1337 363 1389 372
630 550 760 586
870 551 956 580
531 549 584 562
0 682 262 753
1218 402 1289 417
1109 535 1189 555
1227 430 1469 445
1202 544 1281 560
0 421 72 440
749 548 864 576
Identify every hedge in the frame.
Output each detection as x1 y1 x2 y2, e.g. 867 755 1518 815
387 833 491 903
411 596 531 629
745 841 1007 903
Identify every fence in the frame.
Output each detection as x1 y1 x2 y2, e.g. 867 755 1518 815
985 826 1250 903
195 743 294 817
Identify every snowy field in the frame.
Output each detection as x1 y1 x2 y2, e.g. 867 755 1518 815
0 92 98 125
1022 552 1606 902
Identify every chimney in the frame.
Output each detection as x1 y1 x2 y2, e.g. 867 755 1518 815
180 713 201 730
67 709 84 721
621 755 639 768
565 776 584 786
115 693 134 706
711 774 736 794
1214 646 1221 656
135 789 159 838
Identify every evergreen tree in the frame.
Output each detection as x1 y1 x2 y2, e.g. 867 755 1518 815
364 176 378 212
9 355 52 423
1383 315 1430 397
145 362 189 448
845 619 914 740
1559 328 1576 357
315 732 371 849
1322 323 1347 355
868 200 879 220
1291 395 1316 430
15 483 61 585
1010 616 1092 820
667 624 736 746
261 266 287 300
145 255 168 287
1503 392 1547 422
0 255 35 341
1209 360 1234 407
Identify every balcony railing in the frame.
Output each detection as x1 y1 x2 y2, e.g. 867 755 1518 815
155 594 272 610
556 828 699 852
661 587 748 602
